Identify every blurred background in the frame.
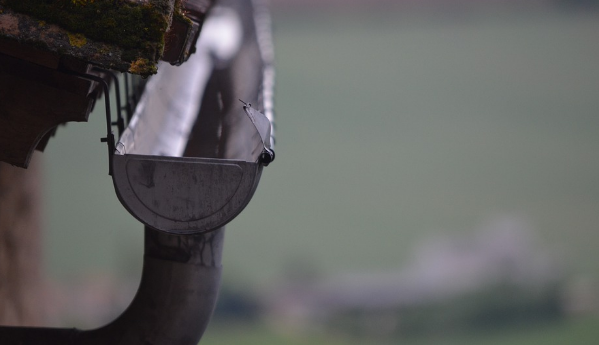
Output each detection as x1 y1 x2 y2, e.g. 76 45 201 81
41 0 599 344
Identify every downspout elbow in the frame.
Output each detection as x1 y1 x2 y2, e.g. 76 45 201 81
0 228 224 345
82 227 225 345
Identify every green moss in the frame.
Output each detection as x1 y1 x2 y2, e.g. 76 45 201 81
3 0 178 72
128 57 157 75
172 0 192 26
67 32 86 47
71 0 93 6
121 49 138 63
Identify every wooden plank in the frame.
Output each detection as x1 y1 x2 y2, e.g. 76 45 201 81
0 0 179 75
0 7 134 73
0 0 216 74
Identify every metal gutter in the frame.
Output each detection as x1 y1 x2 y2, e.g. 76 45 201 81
0 0 275 343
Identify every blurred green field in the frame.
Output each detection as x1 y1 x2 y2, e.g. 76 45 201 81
42 5 599 342
202 315 599 345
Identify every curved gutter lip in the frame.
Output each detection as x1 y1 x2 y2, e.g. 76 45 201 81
252 0 276 149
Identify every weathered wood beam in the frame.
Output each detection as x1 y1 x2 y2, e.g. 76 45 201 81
0 0 214 75
0 3 163 75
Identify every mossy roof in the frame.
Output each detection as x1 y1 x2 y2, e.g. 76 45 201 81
0 0 185 75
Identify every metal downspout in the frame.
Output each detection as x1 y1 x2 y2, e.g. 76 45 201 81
0 227 224 345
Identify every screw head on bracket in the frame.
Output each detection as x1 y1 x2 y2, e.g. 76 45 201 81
260 149 275 166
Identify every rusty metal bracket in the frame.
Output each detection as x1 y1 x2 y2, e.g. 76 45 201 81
92 68 126 138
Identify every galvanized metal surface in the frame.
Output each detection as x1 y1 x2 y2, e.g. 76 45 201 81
112 0 274 234
252 0 276 149
115 7 244 158
113 155 262 234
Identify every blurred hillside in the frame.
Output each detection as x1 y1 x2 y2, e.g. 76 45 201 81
269 0 587 10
